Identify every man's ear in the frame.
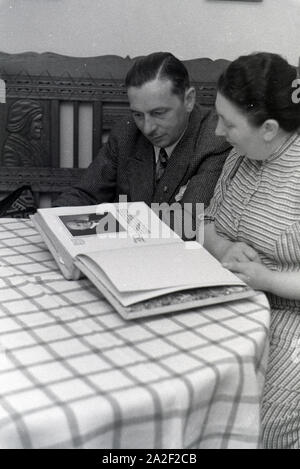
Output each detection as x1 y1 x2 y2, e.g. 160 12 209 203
262 119 280 142
184 87 196 112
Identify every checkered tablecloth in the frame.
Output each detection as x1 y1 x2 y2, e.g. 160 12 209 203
0 218 270 449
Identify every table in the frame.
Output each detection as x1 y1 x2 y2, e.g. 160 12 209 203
0 218 270 449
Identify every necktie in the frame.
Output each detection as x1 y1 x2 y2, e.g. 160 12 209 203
156 147 168 183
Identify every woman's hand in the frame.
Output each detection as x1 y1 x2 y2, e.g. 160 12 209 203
222 260 270 290
221 242 261 264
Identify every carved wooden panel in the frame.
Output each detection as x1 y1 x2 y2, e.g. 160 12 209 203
1 98 51 167
0 167 85 192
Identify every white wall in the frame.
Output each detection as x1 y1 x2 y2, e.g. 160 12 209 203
0 0 299 63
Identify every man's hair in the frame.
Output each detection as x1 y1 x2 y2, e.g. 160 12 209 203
218 52 300 132
125 52 190 97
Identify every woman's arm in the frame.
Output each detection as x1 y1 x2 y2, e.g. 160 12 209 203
204 222 261 263
223 260 300 301
204 222 233 260
266 271 300 300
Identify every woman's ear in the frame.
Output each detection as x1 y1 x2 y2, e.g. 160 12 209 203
262 119 280 142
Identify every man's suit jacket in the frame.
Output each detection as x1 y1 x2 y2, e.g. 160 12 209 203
55 104 231 209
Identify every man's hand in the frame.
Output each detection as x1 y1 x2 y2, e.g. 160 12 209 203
221 242 261 264
222 260 270 290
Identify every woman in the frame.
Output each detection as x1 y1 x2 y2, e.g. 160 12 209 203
204 52 300 449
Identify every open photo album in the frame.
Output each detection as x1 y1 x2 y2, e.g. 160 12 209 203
32 202 255 319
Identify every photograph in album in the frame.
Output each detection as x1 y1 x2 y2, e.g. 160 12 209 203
32 202 255 319
59 212 126 237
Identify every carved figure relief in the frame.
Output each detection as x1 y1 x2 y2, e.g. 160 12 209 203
2 99 48 167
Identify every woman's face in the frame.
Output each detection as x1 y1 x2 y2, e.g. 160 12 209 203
215 92 266 160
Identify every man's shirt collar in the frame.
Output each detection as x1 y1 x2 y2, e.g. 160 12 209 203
153 124 188 163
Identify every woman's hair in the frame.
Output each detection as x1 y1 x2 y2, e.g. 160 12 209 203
125 52 190 98
217 52 300 132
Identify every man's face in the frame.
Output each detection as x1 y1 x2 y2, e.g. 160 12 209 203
127 78 194 148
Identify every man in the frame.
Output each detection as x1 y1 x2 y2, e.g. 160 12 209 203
55 52 231 238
